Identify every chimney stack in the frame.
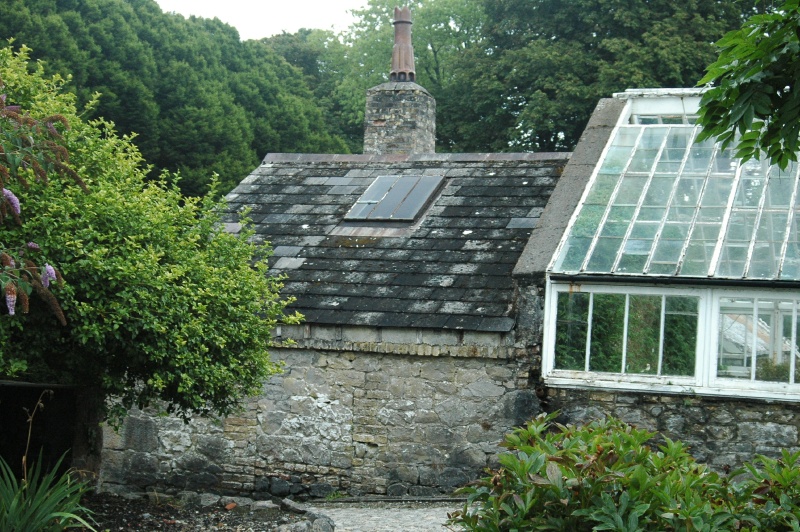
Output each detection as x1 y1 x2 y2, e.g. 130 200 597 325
363 6 435 155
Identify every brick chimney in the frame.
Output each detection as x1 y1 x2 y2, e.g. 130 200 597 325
363 6 435 155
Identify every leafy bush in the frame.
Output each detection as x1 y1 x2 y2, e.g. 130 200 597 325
450 412 800 531
0 453 95 531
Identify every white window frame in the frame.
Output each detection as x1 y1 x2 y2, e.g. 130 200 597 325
543 279 800 401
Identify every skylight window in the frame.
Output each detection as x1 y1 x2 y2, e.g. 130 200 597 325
345 175 444 222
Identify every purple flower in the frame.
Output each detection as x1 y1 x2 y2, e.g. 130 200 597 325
2 188 20 215
27 242 40 250
5 284 16 316
42 263 56 289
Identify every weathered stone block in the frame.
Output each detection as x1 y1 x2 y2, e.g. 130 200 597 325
738 422 798 447
123 416 158 453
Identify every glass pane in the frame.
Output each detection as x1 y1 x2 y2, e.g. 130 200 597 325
370 176 418 218
637 207 666 222
665 127 693 150
554 237 592 271
644 176 676 206
629 149 659 173
675 178 702 206
555 292 589 370
614 176 647 204
685 146 713 174
589 294 625 372
585 238 623 272
626 295 661 374
716 244 747 278
649 262 678 275
679 240 716 276
630 222 659 239
616 253 648 273
346 175 398 219
735 177 766 208
718 298 754 379
360 175 397 203
586 174 619 205
782 229 800 280
766 174 795 209
392 175 444 220
754 300 791 382
796 313 800 384
601 145 635 174
571 205 606 238
347 202 376 219
663 296 698 376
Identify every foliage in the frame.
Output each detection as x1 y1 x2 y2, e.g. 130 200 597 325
697 0 800 170
0 0 769 167
0 46 300 423
0 453 95 531
0 66 90 332
0 0 348 196
450 412 800 531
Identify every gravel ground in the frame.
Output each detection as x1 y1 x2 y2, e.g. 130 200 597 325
80 493 465 531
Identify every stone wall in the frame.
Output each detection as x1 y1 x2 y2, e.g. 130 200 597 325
543 388 800 469
100 328 541 498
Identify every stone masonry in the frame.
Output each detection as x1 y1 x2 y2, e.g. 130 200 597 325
99 325 541 498
363 82 436 155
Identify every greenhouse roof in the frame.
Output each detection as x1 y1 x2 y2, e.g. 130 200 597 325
550 89 800 281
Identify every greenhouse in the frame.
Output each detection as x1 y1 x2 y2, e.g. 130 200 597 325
543 89 800 401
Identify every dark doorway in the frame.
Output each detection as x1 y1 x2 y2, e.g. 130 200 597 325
0 383 77 479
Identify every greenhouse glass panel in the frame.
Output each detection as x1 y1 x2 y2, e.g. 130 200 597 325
589 294 625 372
554 292 590 370
551 119 800 280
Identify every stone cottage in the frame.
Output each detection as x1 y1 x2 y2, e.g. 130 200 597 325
100 12 800 498
99 7 567 497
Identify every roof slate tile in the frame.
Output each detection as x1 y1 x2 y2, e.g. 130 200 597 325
225 153 568 332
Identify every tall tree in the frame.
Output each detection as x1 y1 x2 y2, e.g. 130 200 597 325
0 0 348 195
449 0 764 152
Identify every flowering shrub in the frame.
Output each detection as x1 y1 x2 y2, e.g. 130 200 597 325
0 45 299 426
0 54 85 327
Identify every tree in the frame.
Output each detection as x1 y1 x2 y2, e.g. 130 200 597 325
0 0 349 196
0 46 299 435
696 0 800 169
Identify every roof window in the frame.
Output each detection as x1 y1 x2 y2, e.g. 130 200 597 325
345 174 444 222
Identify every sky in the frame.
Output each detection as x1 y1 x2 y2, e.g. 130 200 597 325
154 0 368 41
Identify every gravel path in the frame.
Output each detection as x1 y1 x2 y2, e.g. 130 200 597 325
308 500 462 532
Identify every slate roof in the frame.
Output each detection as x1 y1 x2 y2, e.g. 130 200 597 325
224 152 569 332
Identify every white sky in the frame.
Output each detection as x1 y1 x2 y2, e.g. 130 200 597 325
153 0 368 40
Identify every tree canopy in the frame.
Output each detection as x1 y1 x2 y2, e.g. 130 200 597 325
0 0 348 196
0 46 299 422
0 0 770 193
697 0 800 169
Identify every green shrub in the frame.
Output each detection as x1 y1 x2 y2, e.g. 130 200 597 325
449 412 800 531
0 453 95 531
